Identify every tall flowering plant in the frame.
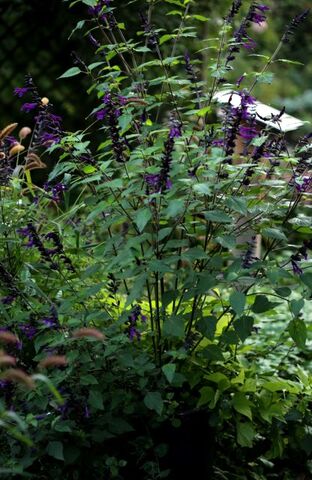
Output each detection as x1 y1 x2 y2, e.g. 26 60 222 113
0 1 312 478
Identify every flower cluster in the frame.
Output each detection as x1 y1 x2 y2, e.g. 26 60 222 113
96 92 127 163
221 90 257 162
127 305 146 341
14 75 63 149
145 117 182 194
88 0 115 28
225 0 243 24
291 239 312 275
18 224 74 271
140 12 159 50
43 182 67 203
42 305 59 329
282 9 310 44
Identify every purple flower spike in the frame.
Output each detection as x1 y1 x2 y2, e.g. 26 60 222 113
169 117 182 139
21 102 37 113
14 87 29 98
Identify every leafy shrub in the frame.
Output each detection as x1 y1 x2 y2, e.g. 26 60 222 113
0 1 311 478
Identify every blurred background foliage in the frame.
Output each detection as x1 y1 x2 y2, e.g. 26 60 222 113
0 0 311 134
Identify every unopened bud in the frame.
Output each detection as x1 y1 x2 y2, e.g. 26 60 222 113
9 144 25 157
0 123 18 141
19 127 32 140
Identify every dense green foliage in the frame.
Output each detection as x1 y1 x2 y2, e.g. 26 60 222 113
0 1 311 478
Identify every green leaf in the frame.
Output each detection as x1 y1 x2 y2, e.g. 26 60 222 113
144 392 164 415
236 422 256 447
58 67 81 79
256 72 274 84
301 272 312 289
288 319 307 349
204 210 232 223
81 0 97 5
262 228 287 241
80 374 99 385
163 315 184 338
232 393 252 420
68 20 85 39
196 106 212 117
162 364 176 383
196 315 217 340
252 295 280 313
82 165 97 174
159 34 174 45
47 441 64 461
118 113 132 132
275 58 304 66
197 386 214 408
202 344 224 361
88 61 105 71
230 291 246 316
215 235 236 249
88 390 104 410
165 199 185 218
192 14 209 21
225 197 248 215
234 316 254 342
193 183 211 195
135 208 152 232
290 298 304 316
126 274 148 306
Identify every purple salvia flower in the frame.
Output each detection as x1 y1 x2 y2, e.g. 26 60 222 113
127 305 146 340
42 306 59 329
212 139 225 148
44 182 67 202
291 259 303 275
14 87 29 98
145 173 161 189
88 33 101 49
257 4 270 12
239 125 258 141
169 118 182 139
21 103 37 113
19 324 37 339
236 75 245 87
2 294 16 305
95 109 107 120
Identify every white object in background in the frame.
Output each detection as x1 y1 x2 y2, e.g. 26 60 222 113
213 89 305 133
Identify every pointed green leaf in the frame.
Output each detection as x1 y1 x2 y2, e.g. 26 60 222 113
288 319 307 349
144 392 164 415
162 364 176 383
135 208 152 232
47 441 64 461
58 67 81 79
230 291 246 316
232 393 252 420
